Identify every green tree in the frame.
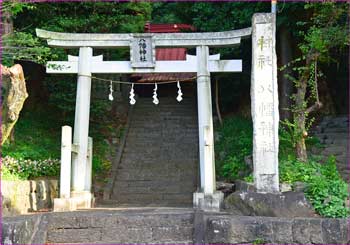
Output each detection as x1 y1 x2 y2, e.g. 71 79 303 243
2 1 52 66
281 2 349 161
13 2 151 118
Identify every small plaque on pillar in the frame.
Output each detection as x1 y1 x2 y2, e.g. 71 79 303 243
130 34 155 68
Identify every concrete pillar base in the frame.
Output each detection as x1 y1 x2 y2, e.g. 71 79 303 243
193 191 224 212
53 191 94 212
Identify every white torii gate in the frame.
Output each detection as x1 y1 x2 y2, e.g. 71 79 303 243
37 13 279 211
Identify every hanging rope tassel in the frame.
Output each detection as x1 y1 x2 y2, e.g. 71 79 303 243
153 83 159 105
108 80 114 101
176 81 183 102
129 83 136 105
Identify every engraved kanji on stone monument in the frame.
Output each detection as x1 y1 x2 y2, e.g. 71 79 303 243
130 34 155 68
251 13 279 193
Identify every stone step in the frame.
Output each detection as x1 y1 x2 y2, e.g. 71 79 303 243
113 183 197 191
111 193 194 204
121 146 198 153
315 127 349 134
133 107 194 110
123 144 198 151
116 162 198 168
114 175 197 182
130 121 196 124
131 116 197 120
318 138 349 145
112 185 196 195
46 210 194 244
131 113 197 117
129 125 197 129
113 179 197 188
130 120 197 124
113 179 197 189
123 140 198 146
131 115 196 119
321 146 348 155
119 157 198 164
125 135 198 141
133 104 195 109
115 164 198 172
96 200 193 209
126 137 198 142
115 172 196 181
314 132 348 140
125 134 199 138
116 167 197 174
122 147 198 154
133 100 195 104
133 106 195 110
318 121 349 129
117 165 197 176
119 156 196 161
126 132 198 137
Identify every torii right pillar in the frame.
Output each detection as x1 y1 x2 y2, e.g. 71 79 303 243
251 13 280 193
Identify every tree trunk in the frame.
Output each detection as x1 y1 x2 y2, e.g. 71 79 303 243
215 77 223 126
2 7 13 36
294 75 308 162
1 64 28 145
278 25 294 120
295 113 308 162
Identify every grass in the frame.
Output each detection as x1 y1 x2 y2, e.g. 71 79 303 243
2 106 61 160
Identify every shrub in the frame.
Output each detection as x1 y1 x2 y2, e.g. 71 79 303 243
1 108 61 161
215 116 253 181
279 155 349 218
215 115 349 218
2 156 60 179
1 166 26 181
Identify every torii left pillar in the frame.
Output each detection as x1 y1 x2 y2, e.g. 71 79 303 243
54 47 94 211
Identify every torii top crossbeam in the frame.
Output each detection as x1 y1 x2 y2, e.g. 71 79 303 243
36 28 251 48
36 28 251 74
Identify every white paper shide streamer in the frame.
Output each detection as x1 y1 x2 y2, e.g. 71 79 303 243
129 83 136 105
153 83 159 105
176 81 183 102
108 81 114 101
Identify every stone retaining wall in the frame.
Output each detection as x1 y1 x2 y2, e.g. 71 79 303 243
2 209 349 244
1 179 58 216
2 214 47 244
204 213 350 244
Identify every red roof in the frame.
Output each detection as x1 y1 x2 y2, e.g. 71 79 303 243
144 23 195 33
132 73 195 83
156 48 186 60
133 23 195 83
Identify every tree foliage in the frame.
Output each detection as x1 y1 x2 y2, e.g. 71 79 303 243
2 1 52 66
11 2 152 118
281 2 349 161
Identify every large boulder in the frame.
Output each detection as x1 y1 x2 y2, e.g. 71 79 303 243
224 191 317 217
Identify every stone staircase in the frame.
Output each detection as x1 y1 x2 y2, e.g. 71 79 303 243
312 115 349 180
45 209 195 244
109 96 199 206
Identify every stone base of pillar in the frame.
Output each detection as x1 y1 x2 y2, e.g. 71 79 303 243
53 191 94 212
255 173 280 193
193 191 224 212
